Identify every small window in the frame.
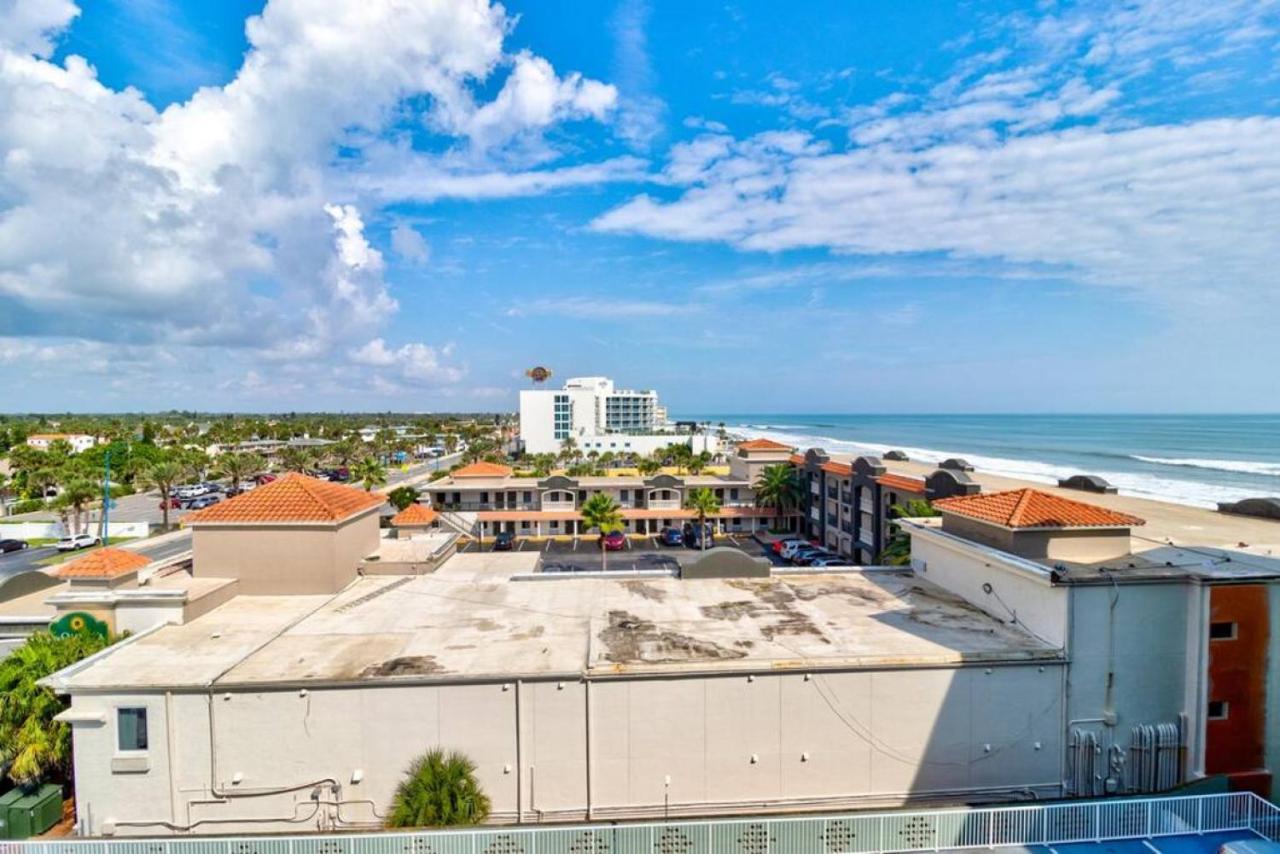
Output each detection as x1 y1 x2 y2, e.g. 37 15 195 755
1208 700 1229 720
1209 622 1237 640
118 707 148 751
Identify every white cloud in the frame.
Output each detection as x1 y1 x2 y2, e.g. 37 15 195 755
348 338 464 386
507 296 684 319
390 223 431 263
0 0 618 395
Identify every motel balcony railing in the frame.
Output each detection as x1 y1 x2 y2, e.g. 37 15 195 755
11 791 1279 854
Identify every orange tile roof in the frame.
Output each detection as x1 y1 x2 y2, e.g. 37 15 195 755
738 438 793 451
184 473 385 525
933 488 1145 529
789 454 806 465
451 461 514 478
391 503 439 526
877 473 927 492
56 547 150 579
821 461 852 476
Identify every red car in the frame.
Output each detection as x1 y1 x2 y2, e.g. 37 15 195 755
159 496 181 510
601 531 627 551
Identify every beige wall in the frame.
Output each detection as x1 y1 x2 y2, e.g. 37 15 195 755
939 515 1131 563
191 512 379 595
68 661 1066 836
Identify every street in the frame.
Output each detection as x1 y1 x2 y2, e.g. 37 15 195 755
0 529 192 581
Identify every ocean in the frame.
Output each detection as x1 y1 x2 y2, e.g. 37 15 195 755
684 414 1280 509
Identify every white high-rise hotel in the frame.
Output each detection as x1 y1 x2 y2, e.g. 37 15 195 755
519 376 718 456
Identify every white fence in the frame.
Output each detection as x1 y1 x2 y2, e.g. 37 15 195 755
0 521 151 541
1 791 1276 854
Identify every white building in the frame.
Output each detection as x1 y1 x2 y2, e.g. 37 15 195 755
25 433 103 454
519 375 719 456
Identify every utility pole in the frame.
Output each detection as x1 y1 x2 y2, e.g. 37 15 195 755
100 449 111 543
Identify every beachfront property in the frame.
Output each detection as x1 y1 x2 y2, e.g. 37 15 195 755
31 467 1280 837
427 439 790 537
790 448 981 563
518 375 721 457
24 432 104 454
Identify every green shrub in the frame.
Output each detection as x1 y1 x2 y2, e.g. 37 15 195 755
387 749 490 828
11 498 45 514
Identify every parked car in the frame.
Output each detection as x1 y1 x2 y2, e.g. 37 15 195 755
809 556 854 568
659 527 684 547
186 495 221 510
56 533 101 551
601 530 627 551
254 474 277 485
792 548 832 567
159 496 181 509
0 538 29 554
772 537 807 555
779 540 817 561
493 531 515 551
682 522 715 549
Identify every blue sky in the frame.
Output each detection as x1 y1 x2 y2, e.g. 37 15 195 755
1 0 1278 414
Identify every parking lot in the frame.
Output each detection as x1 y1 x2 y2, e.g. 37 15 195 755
458 533 782 573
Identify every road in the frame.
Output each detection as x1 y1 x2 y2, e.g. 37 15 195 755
0 529 192 581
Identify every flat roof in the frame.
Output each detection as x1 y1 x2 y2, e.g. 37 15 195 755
58 553 1058 692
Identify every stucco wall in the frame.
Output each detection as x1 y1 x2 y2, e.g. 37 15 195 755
69 662 1066 836
191 513 378 594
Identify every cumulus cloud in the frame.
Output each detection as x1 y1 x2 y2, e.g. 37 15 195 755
0 0 620 395
348 338 464 387
390 223 431 264
594 2 1280 317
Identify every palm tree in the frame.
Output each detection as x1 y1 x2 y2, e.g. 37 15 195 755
687 451 711 475
215 452 262 495
683 487 721 551
754 464 804 533
138 460 182 531
558 436 579 466
27 467 58 504
636 456 662 476
353 457 387 492
278 446 312 473
580 492 623 570
0 631 114 786
879 499 941 566
57 478 98 537
388 749 490 828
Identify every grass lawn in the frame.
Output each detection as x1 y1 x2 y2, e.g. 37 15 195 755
34 537 138 566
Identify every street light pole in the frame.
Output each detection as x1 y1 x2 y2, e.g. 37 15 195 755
101 449 111 543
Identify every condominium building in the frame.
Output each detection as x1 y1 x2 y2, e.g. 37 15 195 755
428 440 792 537
519 375 719 456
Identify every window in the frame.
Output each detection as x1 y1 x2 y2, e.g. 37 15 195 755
730 488 739 500
1208 700 1229 720
118 707 148 751
1209 622 1237 640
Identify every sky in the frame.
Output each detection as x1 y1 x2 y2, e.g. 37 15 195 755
1 0 1278 415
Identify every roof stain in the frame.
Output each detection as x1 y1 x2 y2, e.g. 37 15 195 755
622 580 668 602
360 655 444 678
598 610 748 664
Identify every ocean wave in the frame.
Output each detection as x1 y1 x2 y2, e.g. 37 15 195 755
728 424 1270 509
1131 455 1280 477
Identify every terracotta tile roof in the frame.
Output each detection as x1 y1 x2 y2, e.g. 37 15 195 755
738 438 793 451
56 547 150 579
821 461 852 476
452 461 514 478
878 473 927 492
391 504 439 526
789 454 806 465
184 473 385 525
933 488 1145 529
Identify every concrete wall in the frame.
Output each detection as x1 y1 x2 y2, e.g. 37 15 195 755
938 516 1131 563
908 525 1068 648
191 513 378 595
68 661 1066 836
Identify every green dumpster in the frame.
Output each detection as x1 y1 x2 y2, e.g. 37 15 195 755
0 788 24 839
2 784 62 839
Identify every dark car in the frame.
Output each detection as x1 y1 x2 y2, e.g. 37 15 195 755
792 548 832 567
186 494 221 510
493 531 515 551
0 538 29 554
659 527 684 547
601 530 627 551
682 522 715 549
